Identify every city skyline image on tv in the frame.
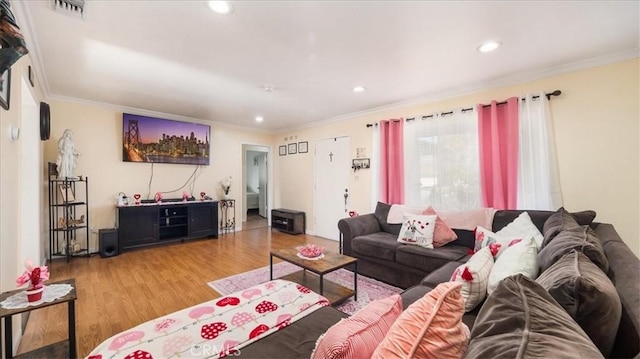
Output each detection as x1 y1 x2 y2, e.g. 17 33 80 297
122 113 210 165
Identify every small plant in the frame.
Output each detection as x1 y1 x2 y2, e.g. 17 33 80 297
220 176 232 195
16 259 49 289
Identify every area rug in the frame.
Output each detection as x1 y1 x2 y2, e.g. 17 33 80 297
208 262 402 315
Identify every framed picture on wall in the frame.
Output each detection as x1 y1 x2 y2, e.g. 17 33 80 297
298 141 308 153
0 68 11 111
279 145 287 156
288 142 297 155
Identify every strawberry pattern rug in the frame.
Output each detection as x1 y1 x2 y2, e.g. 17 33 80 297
208 262 403 315
87 280 329 359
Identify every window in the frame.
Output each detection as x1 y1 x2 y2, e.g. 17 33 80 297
404 110 481 210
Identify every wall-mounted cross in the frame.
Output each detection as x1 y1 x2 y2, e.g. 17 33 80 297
329 152 333 162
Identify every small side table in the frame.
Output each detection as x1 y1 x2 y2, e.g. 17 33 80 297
219 199 236 234
0 278 77 358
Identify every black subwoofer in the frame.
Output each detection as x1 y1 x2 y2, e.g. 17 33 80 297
99 228 119 258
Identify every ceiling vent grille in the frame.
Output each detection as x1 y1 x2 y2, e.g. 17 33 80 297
52 0 85 19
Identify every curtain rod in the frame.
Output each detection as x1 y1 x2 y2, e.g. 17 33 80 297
366 90 562 127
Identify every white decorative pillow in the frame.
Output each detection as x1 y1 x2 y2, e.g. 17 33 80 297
487 236 539 295
496 211 544 250
397 214 437 248
450 246 494 312
474 212 544 258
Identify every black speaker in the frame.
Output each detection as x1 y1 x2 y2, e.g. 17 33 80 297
99 228 119 258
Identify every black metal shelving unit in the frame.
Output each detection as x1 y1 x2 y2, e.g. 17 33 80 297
48 163 90 262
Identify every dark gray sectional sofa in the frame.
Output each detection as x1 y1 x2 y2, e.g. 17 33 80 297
337 203 640 358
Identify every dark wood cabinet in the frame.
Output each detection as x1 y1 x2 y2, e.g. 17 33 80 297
118 206 158 247
271 208 305 234
118 201 218 251
189 202 218 237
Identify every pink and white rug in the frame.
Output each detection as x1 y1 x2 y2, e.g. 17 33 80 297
208 262 402 315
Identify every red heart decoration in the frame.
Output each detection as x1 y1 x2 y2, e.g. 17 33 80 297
216 296 240 307
255 300 278 314
123 350 152 359
249 324 269 339
296 284 311 294
201 322 228 340
133 194 141 200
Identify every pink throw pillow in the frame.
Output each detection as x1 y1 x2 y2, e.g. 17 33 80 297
372 282 470 358
423 206 458 247
311 294 402 359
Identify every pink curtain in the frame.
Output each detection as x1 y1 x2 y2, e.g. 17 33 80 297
477 98 519 209
379 119 405 204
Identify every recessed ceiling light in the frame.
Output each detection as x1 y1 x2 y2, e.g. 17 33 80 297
255 116 264 123
262 85 274 92
208 1 233 15
477 41 501 53
352 86 365 93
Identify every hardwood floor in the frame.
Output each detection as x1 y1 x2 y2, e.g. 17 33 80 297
17 227 337 357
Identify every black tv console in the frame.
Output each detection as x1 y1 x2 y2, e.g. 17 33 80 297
117 201 218 251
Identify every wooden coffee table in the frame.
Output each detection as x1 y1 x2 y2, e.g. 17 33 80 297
270 248 358 305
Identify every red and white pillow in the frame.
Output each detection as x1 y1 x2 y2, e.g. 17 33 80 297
422 206 458 247
450 246 494 312
474 211 544 258
397 214 437 248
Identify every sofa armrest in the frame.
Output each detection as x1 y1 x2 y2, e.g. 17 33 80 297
337 214 381 256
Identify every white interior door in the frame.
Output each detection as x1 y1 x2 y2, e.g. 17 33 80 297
258 153 267 217
314 136 350 241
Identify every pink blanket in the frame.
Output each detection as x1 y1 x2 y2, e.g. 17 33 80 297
87 280 329 359
387 205 495 230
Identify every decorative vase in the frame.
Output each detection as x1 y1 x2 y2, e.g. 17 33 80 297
224 193 231 200
26 285 44 303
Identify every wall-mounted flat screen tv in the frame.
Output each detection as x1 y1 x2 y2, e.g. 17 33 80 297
122 113 210 165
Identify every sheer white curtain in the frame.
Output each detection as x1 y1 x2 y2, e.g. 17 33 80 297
404 110 481 210
517 93 563 209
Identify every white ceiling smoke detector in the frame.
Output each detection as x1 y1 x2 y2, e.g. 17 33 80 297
52 0 85 19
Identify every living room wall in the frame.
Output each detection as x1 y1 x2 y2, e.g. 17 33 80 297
44 101 274 252
276 58 640 256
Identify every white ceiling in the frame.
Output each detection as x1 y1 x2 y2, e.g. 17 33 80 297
14 1 640 132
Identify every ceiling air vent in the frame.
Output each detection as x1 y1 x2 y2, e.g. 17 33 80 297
52 0 85 19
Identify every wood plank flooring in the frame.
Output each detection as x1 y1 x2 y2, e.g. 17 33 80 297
16 227 337 358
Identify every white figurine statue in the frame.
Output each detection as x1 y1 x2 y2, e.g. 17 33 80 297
56 129 79 179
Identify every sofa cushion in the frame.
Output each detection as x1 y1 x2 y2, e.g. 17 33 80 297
396 213 437 248
372 282 469 358
374 202 402 236
423 206 458 247
396 244 469 273
450 246 494 312
311 294 402 359
464 274 603 359
421 261 462 288
538 225 609 274
492 208 596 233
450 229 476 249
352 232 400 262
542 207 581 247
487 236 539 295
536 250 621 357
